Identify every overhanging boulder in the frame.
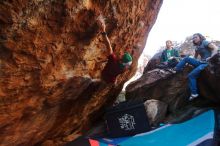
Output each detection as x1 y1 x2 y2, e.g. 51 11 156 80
0 0 163 145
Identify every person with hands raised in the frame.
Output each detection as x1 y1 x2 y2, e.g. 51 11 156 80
97 15 133 84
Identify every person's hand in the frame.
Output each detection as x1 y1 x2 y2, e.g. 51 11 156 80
97 15 106 32
163 62 168 65
206 57 211 62
100 21 106 32
169 57 174 60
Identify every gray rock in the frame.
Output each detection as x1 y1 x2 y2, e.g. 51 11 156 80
144 99 168 126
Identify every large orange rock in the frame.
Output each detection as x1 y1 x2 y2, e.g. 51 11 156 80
0 0 162 145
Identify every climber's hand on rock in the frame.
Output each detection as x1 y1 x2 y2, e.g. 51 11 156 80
169 57 174 60
206 57 211 62
163 62 168 65
97 15 106 32
100 21 106 32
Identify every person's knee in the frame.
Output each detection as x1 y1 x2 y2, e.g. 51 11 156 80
188 71 200 79
188 72 195 79
188 74 192 80
183 56 191 62
178 57 189 65
198 64 208 70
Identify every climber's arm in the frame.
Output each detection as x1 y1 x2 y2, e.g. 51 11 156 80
194 50 199 59
102 32 113 55
208 43 218 57
98 17 113 55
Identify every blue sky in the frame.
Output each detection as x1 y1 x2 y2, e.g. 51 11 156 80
144 0 220 56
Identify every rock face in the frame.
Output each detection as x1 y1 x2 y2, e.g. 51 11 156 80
126 68 190 112
144 99 167 126
126 54 220 114
0 0 162 145
143 52 161 73
138 38 220 114
198 53 220 102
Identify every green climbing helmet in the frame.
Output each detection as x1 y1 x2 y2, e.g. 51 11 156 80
122 52 132 66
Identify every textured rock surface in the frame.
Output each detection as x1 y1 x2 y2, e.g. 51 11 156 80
143 52 161 73
198 53 220 102
0 0 162 145
126 68 190 112
144 99 167 125
126 57 220 114
138 39 220 113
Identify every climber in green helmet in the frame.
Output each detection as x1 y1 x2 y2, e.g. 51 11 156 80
98 16 133 83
